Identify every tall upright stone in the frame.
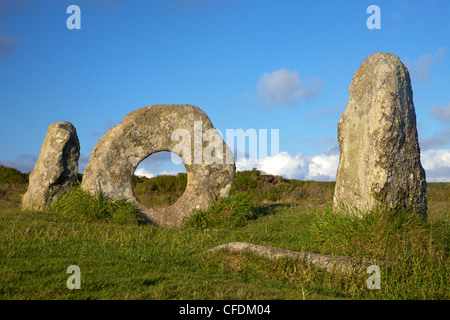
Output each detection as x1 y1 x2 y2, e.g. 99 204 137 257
21 121 80 211
333 52 427 216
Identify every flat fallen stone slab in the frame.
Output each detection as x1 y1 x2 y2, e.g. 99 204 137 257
207 242 389 274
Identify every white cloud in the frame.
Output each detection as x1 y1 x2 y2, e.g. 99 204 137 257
236 148 339 181
421 149 450 170
236 148 450 182
421 149 450 182
160 170 184 176
236 152 309 179
405 47 446 83
259 152 310 179
134 168 184 179
307 153 339 181
134 168 155 179
257 68 323 106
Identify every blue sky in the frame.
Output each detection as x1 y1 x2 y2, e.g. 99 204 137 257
0 0 449 181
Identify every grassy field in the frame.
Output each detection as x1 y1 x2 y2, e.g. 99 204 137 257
0 166 448 300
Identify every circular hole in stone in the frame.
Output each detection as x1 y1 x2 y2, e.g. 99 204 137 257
133 151 187 208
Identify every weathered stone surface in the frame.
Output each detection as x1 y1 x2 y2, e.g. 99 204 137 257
81 104 235 228
21 121 80 211
333 52 427 216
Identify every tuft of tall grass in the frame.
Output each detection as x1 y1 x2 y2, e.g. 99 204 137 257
309 204 447 256
48 187 143 225
305 204 449 299
185 193 257 229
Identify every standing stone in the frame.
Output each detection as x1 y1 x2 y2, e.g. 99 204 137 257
21 121 80 211
81 104 235 228
333 52 427 216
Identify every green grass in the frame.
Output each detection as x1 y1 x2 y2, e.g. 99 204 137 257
185 193 258 229
0 207 320 299
0 168 448 300
47 186 143 225
304 205 448 299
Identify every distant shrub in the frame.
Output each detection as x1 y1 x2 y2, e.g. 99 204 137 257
185 193 257 229
48 187 142 225
134 173 187 208
231 169 288 193
0 166 28 185
132 174 148 186
142 173 187 192
232 173 258 191
229 169 334 205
